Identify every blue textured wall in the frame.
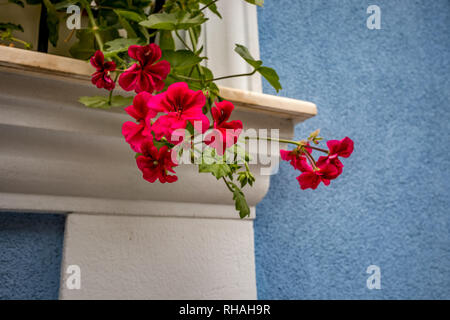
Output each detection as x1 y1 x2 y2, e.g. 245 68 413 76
255 0 450 299
0 212 65 299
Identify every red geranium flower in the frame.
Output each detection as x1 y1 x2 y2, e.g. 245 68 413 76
280 149 306 170
146 82 209 143
136 140 178 183
118 44 170 93
327 137 354 159
280 143 313 170
122 92 156 152
296 158 340 190
90 50 116 91
316 155 343 180
205 100 243 155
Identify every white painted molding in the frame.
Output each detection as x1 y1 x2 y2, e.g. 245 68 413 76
203 0 262 92
0 47 316 220
0 47 316 121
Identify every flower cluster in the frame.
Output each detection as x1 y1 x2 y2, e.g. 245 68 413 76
119 44 171 93
90 51 116 91
280 136 354 190
93 44 243 183
90 44 170 94
86 40 353 217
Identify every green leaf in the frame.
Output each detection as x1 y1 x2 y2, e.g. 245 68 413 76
78 95 133 109
159 30 175 50
208 82 220 96
244 0 264 6
230 182 251 219
140 12 208 31
117 15 137 38
200 0 222 18
198 149 232 179
114 9 145 23
53 0 78 10
0 23 24 32
139 12 178 30
110 95 133 107
79 96 110 109
114 9 146 39
199 163 232 180
234 44 263 69
162 50 203 70
177 12 208 29
69 29 95 60
258 66 282 92
104 38 142 57
234 44 282 92
8 0 25 7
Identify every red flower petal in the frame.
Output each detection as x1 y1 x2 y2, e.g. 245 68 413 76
327 137 354 158
118 64 140 91
297 172 321 190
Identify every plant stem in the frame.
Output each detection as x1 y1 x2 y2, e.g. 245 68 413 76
222 177 234 193
113 53 125 65
304 150 318 170
108 88 114 105
174 30 191 51
211 70 257 82
307 145 329 153
107 73 120 105
188 28 205 83
81 0 103 51
173 70 257 83
244 136 301 146
200 0 219 11
8 36 32 49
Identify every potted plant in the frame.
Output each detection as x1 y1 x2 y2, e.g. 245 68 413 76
0 0 353 218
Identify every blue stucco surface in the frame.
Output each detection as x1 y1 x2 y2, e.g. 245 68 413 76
255 0 450 299
0 212 65 299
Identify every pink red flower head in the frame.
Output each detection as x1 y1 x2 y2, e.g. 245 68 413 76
119 44 170 94
122 92 157 153
280 136 354 190
90 50 116 91
205 100 243 155
136 139 178 183
146 82 209 143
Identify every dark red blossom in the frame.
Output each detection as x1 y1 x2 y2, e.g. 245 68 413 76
119 44 170 93
122 92 156 153
316 155 343 180
90 50 116 91
280 144 312 171
136 140 178 183
146 82 209 143
280 137 353 190
327 137 354 159
205 100 243 155
296 158 340 190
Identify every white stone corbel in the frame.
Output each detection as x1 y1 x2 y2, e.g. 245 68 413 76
0 43 315 299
